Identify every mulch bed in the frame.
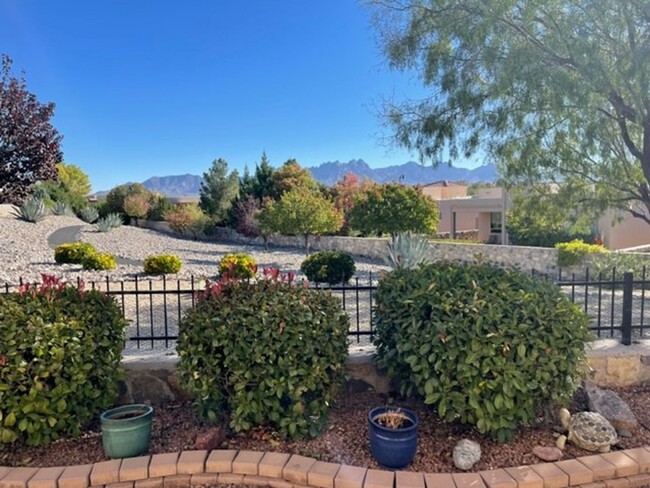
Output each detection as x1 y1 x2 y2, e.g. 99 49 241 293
3 383 650 472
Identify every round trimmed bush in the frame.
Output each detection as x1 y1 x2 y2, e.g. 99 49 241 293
54 242 96 264
82 252 116 271
373 262 590 441
176 271 349 438
143 254 182 274
300 250 356 284
0 276 127 445
218 252 256 279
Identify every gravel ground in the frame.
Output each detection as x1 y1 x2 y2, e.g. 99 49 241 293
2 384 650 472
0 213 388 285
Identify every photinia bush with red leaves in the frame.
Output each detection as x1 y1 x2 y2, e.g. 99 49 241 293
0 274 127 445
178 266 349 438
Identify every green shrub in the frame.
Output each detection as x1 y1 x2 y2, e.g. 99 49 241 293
82 252 116 271
218 252 256 279
143 254 182 274
0 275 127 445
176 268 349 438
54 242 96 264
555 239 606 267
300 250 356 284
373 262 590 441
591 252 650 279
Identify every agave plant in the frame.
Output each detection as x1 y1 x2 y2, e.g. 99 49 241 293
79 206 100 224
52 201 70 216
13 196 47 223
383 232 431 270
95 213 123 232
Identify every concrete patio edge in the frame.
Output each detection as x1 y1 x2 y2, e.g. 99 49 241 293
2 447 650 488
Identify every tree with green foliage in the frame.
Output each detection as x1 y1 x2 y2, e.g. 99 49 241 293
240 151 276 202
34 163 92 212
368 0 650 225
56 162 91 198
507 186 597 248
349 182 438 236
258 188 343 252
105 182 151 216
0 55 63 204
199 158 239 223
269 159 319 200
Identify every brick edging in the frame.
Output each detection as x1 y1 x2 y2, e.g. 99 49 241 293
2 447 650 488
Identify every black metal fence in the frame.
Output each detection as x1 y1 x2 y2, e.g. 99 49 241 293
3 267 649 349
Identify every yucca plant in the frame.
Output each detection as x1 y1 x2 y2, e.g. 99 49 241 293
79 206 99 224
95 213 123 232
384 232 431 270
52 201 70 216
13 196 47 223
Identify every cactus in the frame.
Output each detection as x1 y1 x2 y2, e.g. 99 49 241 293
95 213 123 232
13 196 47 223
384 232 431 270
79 206 99 224
52 201 70 216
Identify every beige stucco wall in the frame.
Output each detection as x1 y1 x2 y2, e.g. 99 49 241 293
420 184 468 200
437 200 478 234
598 209 650 250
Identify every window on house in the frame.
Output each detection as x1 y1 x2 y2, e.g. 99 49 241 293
490 212 502 233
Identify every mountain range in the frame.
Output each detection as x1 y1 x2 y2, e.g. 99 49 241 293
137 159 497 196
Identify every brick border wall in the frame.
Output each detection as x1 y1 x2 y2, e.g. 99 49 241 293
2 447 650 488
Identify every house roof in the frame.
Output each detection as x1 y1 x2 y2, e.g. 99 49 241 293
420 180 467 188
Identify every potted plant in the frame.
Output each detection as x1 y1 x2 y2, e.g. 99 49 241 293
100 404 154 458
368 406 419 469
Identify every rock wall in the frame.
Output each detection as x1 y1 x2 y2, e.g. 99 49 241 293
119 341 650 405
139 220 564 275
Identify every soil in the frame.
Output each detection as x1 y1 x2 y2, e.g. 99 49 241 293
2 383 650 473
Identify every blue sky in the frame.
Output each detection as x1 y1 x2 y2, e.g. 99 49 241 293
1 1 477 192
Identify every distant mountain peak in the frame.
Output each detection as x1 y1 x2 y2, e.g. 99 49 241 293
131 159 497 196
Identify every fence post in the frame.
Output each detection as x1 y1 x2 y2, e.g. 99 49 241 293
621 272 633 346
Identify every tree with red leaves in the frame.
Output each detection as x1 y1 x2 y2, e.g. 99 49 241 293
0 55 63 205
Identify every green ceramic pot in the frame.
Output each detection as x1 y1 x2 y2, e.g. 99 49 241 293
100 404 153 459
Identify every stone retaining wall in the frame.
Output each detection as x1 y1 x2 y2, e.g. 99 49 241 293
139 221 563 275
118 341 650 406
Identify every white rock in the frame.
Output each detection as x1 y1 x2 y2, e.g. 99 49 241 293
453 439 481 470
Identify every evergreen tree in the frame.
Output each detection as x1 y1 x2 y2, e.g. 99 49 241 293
199 158 239 222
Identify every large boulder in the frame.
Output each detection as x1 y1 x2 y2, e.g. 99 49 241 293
584 381 638 435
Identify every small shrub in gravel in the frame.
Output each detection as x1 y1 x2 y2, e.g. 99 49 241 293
177 267 349 438
218 252 256 279
143 254 182 274
0 275 127 445
81 251 116 271
374 262 590 441
95 213 123 232
54 242 96 264
301 250 356 284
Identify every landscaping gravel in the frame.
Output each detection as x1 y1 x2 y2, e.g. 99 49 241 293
0 212 389 286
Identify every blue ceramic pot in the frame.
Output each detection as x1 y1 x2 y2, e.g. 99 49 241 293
368 406 419 469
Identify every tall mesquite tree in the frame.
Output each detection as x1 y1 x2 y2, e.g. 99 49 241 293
368 1 650 224
0 55 63 204
199 158 239 223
